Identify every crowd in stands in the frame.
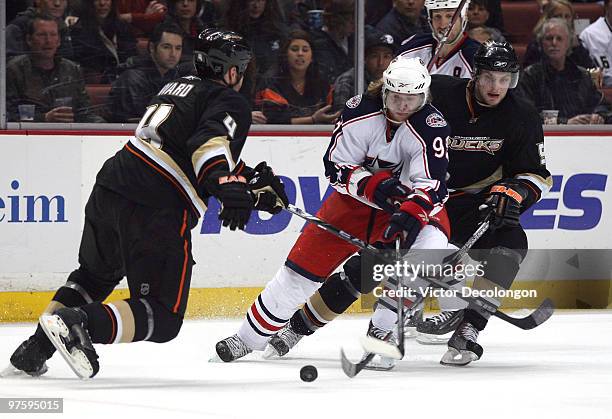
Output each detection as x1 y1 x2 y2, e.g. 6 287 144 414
5 0 612 125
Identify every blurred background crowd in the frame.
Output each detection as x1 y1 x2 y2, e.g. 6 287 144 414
5 0 612 125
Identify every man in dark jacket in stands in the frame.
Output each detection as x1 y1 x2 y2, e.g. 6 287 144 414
376 0 431 48
332 26 395 111
6 0 74 60
310 0 355 86
6 14 104 123
109 23 183 122
517 18 612 124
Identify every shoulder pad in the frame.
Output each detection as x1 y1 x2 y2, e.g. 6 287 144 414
408 104 451 140
341 94 383 123
398 33 434 55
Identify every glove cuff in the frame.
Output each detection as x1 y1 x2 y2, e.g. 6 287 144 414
399 201 429 228
361 170 392 201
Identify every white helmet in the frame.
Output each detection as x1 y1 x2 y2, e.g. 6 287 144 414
424 0 470 41
382 57 431 121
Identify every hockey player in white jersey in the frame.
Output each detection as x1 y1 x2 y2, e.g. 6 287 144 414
214 57 452 362
399 0 480 78
579 0 612 87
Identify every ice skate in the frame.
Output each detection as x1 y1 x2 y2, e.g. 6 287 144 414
361 321 398 371
404 308 423 339
440 321 483 366
39 308 99 379
2 336 51 377
263 323 303 359
215 334 253 362
416 310 463 345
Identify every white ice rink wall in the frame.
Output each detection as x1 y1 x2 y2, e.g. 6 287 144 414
1 130 611 320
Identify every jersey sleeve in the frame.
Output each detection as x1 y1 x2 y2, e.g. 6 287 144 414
323 108 376 207
502 101 552 209
406 108 450 215
187 89 252 187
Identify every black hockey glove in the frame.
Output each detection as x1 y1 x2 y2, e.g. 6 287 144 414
248 161 289 215
481 179 529 230
361 170 411 214
382 197 430 249
206 172 254 231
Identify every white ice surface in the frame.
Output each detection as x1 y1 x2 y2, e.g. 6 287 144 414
1 311 611 419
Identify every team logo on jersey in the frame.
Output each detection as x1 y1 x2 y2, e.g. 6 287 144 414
426 113 447 128
346 95 362 109
365 156 403 175
448 136 503 155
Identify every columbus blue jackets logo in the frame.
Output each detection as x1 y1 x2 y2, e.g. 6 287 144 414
426 113 447 128
365 156 403 174
346 95 362 109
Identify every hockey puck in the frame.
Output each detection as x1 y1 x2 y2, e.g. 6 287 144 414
300 365 318 382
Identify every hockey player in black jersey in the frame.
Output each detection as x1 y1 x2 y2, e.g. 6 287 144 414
266 40 552 367
4 29 288 379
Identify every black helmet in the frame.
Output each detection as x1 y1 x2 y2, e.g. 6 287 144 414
194 29 253 83
473 40 520 87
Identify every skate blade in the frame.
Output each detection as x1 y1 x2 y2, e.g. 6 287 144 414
39 314 94 379
439 347 479 366
416 331 452 345
403 326 418 339
362 355 396 371
0 363 48 378
208 354 224 363
359 336 402 360
262 345 280 360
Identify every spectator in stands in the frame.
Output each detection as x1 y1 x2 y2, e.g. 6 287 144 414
6 14 105 123
311 0 355 85
70 0 138 83
255 29 340 124
376 0 430 48
468 25 504 43
223 0 289 84
6 0 75 59
366 0 393 26
466 0 505 42
162 0 206 63
109 24 183 122
517 18 612 124
524 0 595 69
332 26 395 112
579 0 612 86
116 0 167 37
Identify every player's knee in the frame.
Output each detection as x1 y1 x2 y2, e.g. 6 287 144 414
489 226 528 259
146 301 184 343
343 255 372 293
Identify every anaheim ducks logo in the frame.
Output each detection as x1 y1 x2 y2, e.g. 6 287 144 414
448 136 503 155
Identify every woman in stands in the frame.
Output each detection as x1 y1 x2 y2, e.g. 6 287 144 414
255 29 340 124
523 0 595 68
70 0 138 83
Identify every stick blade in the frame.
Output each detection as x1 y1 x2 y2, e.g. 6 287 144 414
494 298 555 330
359 336 403 360
340 348 361 378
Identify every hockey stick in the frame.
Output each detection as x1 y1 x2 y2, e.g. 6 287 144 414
426 0 469 72
285 204 554 330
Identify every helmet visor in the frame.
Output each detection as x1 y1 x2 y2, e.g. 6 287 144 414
476 69 519 89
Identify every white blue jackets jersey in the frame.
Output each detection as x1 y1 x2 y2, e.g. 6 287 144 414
324 94 451 216
579 17 612 87
398 33 479 78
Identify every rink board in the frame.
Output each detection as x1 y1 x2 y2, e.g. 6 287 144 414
0 131 611 320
